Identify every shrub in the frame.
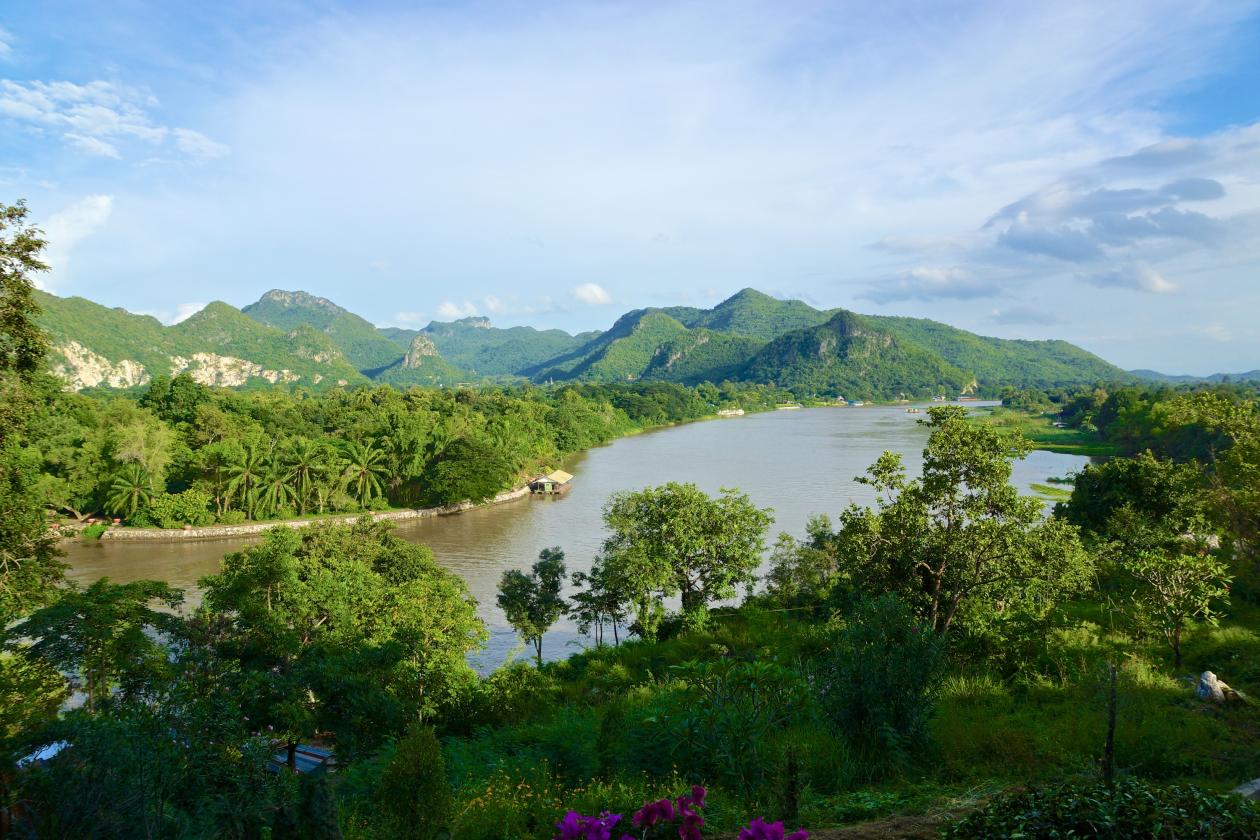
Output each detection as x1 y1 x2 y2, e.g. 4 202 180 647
945 777 1260 839
82 523 108 539
145 489 214 528
817 596 944 776
377 725 452 839
217 509 247 525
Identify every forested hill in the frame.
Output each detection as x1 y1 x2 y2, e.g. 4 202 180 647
35 286 1132 397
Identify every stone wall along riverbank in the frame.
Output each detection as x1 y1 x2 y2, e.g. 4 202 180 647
96 485 532 542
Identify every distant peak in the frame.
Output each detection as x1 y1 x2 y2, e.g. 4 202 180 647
254 289 345 313
456 316 493 329
721 287 774 304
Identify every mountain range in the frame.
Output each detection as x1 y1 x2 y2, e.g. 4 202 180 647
35 287 1143 397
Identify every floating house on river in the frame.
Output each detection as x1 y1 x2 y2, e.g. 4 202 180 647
531 469 574 496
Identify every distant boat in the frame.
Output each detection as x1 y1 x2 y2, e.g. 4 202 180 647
906 408 921 413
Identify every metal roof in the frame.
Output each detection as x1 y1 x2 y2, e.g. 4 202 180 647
546 469 573 484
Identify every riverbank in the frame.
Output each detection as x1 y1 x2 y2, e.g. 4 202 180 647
93 485 533 542
968 406 1120 456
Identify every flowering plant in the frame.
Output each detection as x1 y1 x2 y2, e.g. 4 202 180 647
553 785 807 840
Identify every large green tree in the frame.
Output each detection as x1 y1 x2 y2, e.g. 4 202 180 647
497 547 568 665
200 517 485 765
832 406 1092 638
601 482 772 632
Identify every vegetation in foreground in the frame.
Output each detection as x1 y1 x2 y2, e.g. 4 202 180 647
2 201 1260 838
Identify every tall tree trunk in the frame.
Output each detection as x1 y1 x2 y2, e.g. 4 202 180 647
287 741 297 771
1102 662 1117 787
1173 624 1183 668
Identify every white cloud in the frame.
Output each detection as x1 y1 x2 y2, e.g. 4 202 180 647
864 266 1001 304
571 282 612 305
173 127 229 161
437 300 479 318
0 27 13 61
483 295 505 314
1082 263 1176 294
392 311 425 324
65 133 120 159
139 302 206 325
0 79 225 161
40 194 114 285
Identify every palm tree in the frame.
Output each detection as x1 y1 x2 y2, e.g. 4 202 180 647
341 440 388 508
257 458 297 519
285 438 326 515
105 463 153 519
226 443 267 519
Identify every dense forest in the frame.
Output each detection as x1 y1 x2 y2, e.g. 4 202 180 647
22 372 787 529
3 202 1260 838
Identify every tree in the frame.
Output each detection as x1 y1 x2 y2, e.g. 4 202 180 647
376 724 452 840
200 518 484 766
285 437 329 516
600 483 772 632
422 436 516 506
1117 534 1231 668
341 440 387 507
1059 452 1205 541
257 456 297 518
0 201 50 381
832 406 1092 638
497 547 568 665
8 578 184 711
569 555 628 647
226 441 267 519
105 463 154 520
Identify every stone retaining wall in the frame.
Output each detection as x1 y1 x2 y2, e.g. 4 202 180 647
97 485 532 542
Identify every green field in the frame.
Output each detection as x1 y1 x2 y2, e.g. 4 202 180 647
970 406 1121 456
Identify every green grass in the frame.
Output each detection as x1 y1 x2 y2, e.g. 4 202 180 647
970 407 1122 455
434 599 1260 838
1029 483 1073 501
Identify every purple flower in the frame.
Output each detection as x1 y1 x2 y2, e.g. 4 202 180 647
737 818 809 840
633 798 675 827
554 811 623 840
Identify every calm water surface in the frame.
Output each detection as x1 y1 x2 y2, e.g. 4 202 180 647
64 404 1088 667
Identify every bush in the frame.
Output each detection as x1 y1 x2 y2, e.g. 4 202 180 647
217 509 247 525
817 596 944 776
945 777 1260 839
144 489 214 528
82 523 108 539
377 725 452 839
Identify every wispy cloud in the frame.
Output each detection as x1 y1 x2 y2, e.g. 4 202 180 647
436 300 479 319
1082 263 1176 294
863 266 1000 304
570 283 612 305
0 79 226 161
0 27 14 61
40 194 114 286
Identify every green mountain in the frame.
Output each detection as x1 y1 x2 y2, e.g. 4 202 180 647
864 315 1132 388
414 316 597 377
35 292 367 391
34 286 1135 397
1131 368 1260 384
242 289 407 372
661 287 836 340
373 334 468 387
738 311 971 398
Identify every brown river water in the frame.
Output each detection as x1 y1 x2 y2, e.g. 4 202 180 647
64 404 1088 667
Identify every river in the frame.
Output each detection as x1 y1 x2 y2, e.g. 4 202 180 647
63 404 1089 667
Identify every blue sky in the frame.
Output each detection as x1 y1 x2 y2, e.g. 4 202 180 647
2 1 1259 375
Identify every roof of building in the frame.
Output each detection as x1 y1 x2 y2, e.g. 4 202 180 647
546 469 574 484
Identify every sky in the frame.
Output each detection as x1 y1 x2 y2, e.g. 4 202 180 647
2 1 1259 375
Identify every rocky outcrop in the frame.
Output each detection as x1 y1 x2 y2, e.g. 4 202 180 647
51 341 150 390
403 335 440 368
171 353 301 387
